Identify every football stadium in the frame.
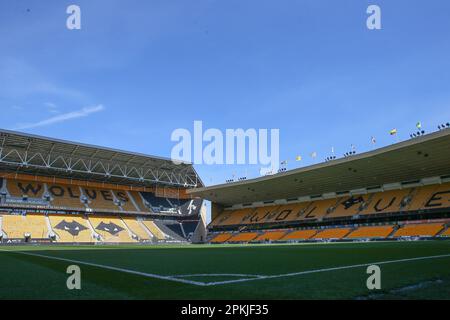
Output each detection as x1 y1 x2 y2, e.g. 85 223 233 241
2 0 450 310
1 127 450 300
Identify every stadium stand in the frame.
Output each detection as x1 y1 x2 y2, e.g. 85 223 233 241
47 183 85 209
281 229 318 240
440 226 450 237
114 191 139 212
302 198 340 220
208 182 450 229
240 205 280 225
82 188 121 211
178 198 203 216
254 231 287 241
393 223 445 237
141 220 167 240
228 232 258 242
128 191 150 212
0 130 204 245
181 221 199 239
121 217 151 241
360 189 413 215
1 214 48 239
346 225 395 239
88 216 136 242
6 179 45 199
49 214 94 242
153 220 186 241
319 195 368 218
312 228 352 240
407 185 443 211
141 192 173 212
210 233 233 243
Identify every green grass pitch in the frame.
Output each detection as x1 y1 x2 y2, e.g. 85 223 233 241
1 241 449 299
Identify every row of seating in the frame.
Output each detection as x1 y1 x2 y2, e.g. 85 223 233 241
211 183 450 227
0 178 201 216
0 213 187 243
210 222 448 243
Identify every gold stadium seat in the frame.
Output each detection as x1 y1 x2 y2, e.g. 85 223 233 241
121 217 151 240
360 189 412 215
281 229 318 240
407 185 442 211
6 180 44 198
49 214 93 242
211 208 255 227
47 184 85 209
82 188 120 211
440 227 450 237
326 195 369 218
312 228 352 239
240 205 280 225
228 232 258 242
206 183 450 231
302 198 341 220
210 233 234 243
114 191 138 212
417 183 450 210
141 220 166 240
2 214 48 239
278 202 313 222
346 225 394 238
254 231 286 241
393 223 444 237
88 216 136 242
129 191 151 212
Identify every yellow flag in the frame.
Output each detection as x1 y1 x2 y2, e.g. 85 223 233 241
295 155 302 161
389 128 397 135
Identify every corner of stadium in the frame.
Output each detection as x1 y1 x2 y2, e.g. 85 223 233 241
0 128 207 245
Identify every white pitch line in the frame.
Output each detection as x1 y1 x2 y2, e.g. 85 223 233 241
203 253 450 286
2 249 450 287
0 249 207 286
173 273 263 278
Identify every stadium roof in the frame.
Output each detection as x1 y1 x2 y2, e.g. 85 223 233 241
189 129 450 206
0 129 203 188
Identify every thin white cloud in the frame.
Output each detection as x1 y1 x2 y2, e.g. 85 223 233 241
0 58 89 103
44 102 59 114
13 105 105 130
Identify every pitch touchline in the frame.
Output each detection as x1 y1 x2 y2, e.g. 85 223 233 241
2 249 450 287
0 249 207 286
204 253 450 286
173 273 263 278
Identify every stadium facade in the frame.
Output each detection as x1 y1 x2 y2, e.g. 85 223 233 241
189 128 450 243
0 129 207 244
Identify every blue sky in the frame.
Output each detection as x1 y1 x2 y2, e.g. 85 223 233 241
1 0 450 189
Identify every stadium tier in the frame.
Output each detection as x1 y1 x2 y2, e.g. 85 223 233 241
207 222 450 244
0 177 203 216
186 128 450 244
207 182 450 228
393 223 445 238
0 129 206 244
49 214 94 242
346 225 395 239
0 212 202 243
254 230 287 241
